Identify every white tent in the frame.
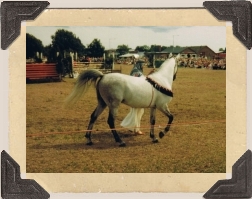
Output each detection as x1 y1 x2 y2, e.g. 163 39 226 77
119 53 139 59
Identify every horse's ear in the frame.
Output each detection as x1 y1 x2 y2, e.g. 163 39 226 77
175 54 180 60
168 53 173 58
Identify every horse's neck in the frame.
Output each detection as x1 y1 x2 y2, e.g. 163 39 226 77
149 59 175 90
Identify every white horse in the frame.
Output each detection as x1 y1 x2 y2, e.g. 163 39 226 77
65 54 180 147
121 53 174 135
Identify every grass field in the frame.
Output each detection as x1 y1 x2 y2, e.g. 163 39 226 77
26 64 226 173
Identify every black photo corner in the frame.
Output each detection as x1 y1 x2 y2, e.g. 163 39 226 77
1 1 252 198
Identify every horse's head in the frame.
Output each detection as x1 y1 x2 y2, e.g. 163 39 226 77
148 54 180 86
173 54 180 81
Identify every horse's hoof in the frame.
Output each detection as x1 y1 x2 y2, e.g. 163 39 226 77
159 131 165 139
86 142 93 146
152 139 159 143
119 142 126 147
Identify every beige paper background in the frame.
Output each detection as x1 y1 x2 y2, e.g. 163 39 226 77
9 9 246 193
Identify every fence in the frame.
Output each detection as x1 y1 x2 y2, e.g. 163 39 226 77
26 63 60 82
73 61 121 74
26 61 122 83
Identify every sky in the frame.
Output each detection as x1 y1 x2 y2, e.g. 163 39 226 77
26 26 226 53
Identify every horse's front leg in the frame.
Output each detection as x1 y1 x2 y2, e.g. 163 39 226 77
150 108 158 143
159 106 173 139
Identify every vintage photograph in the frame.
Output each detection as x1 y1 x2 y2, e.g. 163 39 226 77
26 26 226 173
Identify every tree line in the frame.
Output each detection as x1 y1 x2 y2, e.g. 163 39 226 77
26 29 103 63
26 29 182 63
27 28 226 63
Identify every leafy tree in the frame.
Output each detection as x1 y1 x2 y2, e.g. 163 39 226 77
135 45 150 52
51 29 86 57
103 55 113 69
149 45 162 52
43 44 57 63
116 44 130 55
161 46 169 51
73 37 86 57
219 48 224 52
26 33 44 59
86 39 105 57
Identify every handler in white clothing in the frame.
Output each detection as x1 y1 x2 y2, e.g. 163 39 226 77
120 60 145 135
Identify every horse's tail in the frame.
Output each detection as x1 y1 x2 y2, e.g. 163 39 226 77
64 69 104 107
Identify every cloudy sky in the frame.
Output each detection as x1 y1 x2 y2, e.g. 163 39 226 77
26 26 226 52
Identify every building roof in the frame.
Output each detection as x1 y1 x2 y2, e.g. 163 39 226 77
162 45 215 54
183 46 216 54
161 46 186 54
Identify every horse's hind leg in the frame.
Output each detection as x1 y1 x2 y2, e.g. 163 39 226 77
85 103 107 145
150 108 158 143
107 108 126 147
158 105 173 139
